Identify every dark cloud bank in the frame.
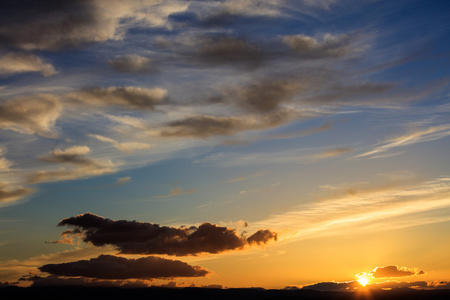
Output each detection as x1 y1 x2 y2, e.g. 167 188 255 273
58 213 277 255
39 254 208 279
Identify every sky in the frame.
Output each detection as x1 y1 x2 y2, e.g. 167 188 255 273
0 0 449 291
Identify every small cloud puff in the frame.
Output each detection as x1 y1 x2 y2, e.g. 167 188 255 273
369 265 426 278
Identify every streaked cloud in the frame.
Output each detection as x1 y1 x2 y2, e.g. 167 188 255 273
316 147 353 158
155 187 197 199
89 134 151 153
66 86 167 110
28 146 117 184
356 124 450 158
283 33 357 59
255 177 450 241
0 52 56 77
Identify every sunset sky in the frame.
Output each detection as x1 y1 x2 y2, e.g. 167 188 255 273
0 0 449 290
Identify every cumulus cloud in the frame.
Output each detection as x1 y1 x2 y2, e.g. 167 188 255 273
0 0 188 51
66 86 167 109
89 134 151 153
57 213 277 256
108 54 154 73
0 94 62 137
369 265 425 278
283 33 356 59
0 52 56 77
39 254 209 279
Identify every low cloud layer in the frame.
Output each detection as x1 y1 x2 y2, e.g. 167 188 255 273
369 265 425 278
57 213 277 256
39 254 209 279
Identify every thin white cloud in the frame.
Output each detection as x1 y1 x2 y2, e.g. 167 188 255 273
89 134 151 153
356 124 450 158
253 177 450 241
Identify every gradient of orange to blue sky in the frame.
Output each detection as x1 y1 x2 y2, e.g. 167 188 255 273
0 0 449 291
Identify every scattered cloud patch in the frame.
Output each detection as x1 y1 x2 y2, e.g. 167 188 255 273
0 52 56 77
369 265 425 278
0 94 62 137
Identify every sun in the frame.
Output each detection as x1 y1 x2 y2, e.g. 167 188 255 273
357 276 370 287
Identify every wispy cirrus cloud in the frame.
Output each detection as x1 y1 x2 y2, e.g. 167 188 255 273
89 134 151 153
253 177 450 241
356 124 450 158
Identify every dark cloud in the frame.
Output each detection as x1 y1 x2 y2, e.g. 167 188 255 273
234 80 304 112
19 274 151 288
0 0 105 50
39 254 209 279
0 94 61 137
369 265 425 278
57 213 277 256
247 229 278 245
374 281 428 289
302 281 359 291
196 36 264 68
66 86 167 110
160 109 293 138
108 55 154 74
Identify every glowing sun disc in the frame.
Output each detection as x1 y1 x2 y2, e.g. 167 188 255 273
358 277 369 286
